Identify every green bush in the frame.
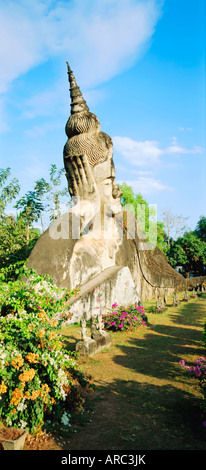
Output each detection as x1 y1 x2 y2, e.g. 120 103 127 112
0 266 93 434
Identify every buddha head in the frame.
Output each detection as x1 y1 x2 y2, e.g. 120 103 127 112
63 62 122 211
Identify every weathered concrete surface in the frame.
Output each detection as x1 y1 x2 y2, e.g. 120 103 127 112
187 276 206 289
75 331 112 357
65 265 139 323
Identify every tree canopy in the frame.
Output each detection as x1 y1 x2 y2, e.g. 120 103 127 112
166 217 206 277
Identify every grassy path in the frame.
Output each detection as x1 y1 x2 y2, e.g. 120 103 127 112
62 294 206 450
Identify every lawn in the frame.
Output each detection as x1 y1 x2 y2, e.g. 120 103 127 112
25 292 206 450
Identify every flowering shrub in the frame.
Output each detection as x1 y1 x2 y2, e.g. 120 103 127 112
0 263 77 317
0 265 93 434
179 357 206 426
102 302 147 332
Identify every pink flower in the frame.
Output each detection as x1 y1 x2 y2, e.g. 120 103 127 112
112 302 118 308
179 360 185 367
119 324 124 328
111 322 116 326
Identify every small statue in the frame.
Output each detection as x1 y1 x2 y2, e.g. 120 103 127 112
97 315 104 333
97 306 104 333
191 287 196 298
173 292 179 306
183 290 189 302
156 296 165 312
91 316 97 338
80 315 88 340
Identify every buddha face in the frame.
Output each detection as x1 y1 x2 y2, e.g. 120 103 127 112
93 152 123 213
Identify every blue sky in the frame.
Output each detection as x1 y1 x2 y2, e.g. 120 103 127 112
0 0 205 233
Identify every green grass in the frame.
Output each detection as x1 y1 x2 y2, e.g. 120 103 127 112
58 292 206 450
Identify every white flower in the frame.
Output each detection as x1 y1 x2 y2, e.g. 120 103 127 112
19 420 27 429
6 418 12 426
17 402 27 412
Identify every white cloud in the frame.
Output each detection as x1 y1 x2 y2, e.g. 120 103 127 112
113 136 162 166
0 0 162 93
117 177 174 195
178 127 192 132
113 135 203 167
165 136 202 155
0 1 51 93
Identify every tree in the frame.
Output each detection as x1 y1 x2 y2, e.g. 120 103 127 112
0 168 20 218
166 229 206 277
119 182 150 232
194 216 206 242
0 215 40 268
47 164 70 221
34 178 50 232
119 182 167 250
156 221 168 253
162 208 189 246
34 165 71 228
15 191 44 244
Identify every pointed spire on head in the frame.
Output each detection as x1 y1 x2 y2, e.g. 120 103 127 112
66 61 89 114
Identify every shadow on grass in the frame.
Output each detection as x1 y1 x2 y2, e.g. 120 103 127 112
61 297 206 450
113 299 205 382
168 296 206 328
64 376 206 450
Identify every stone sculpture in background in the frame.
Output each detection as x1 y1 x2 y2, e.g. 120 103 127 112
191 287 196 298
183 290 189 302
156 296 165 313
173 292 179 307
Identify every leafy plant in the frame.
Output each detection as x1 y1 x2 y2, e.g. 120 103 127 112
102 302 147 332
0 267 92 434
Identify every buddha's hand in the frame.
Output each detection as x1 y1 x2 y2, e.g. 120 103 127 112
65 154 99 202
65 154 100 230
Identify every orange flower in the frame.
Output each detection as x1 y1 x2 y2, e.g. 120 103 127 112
10 388 23 406
19 368 35 383
11 355 24 370
25 353 39 364
37 310 48 320
48 319 58 327
38 329 45 339
25 389 40 400
49 331 57 340
0 381 7 394
40 384 50 402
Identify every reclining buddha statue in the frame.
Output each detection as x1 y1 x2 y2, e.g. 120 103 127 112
28 63 186 315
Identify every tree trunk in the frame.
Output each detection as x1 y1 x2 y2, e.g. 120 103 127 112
40 212 44 233
26 223 30 245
